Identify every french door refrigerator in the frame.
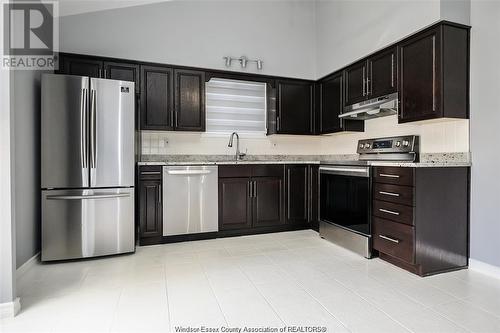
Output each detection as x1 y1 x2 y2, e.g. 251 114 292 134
41 74 135 261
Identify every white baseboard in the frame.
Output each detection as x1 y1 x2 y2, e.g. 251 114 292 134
0 298 20 318
16 252 40 279
469 259 500 280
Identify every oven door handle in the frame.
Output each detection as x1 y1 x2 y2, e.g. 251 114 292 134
319 166 370 177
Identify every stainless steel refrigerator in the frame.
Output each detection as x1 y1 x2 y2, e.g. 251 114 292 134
41 74 135 261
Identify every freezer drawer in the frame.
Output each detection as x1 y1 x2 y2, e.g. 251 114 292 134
163 166 218 236
42 188 135 261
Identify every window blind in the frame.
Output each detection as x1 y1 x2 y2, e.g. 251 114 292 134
205 78 266 134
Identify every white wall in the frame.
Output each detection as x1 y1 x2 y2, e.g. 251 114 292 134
315 0 441 78
0 9 17 310
59 0 317 79
12 70 46 268
469 0 500 268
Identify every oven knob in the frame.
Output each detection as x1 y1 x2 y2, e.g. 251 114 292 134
365 143 371 149
402 140 410 147
359 143 365 149
395 141 401 147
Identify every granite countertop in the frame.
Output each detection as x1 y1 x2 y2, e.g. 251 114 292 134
138 153 471 168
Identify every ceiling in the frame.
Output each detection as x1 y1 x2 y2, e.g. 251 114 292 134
56 0 171 17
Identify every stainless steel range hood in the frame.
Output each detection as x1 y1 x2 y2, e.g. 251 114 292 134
339 92 398 120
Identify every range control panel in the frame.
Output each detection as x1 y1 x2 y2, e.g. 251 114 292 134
357 135 419 154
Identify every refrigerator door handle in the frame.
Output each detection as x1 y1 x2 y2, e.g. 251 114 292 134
46 193 131 200
90 89 97 169
80 88 87 168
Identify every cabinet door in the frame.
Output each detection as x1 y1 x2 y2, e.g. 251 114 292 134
276 80 313 134
140 65 174 130
367 47 397 98
139 180 162 238
285 165 309 225
399 28 441 122
174 69 205 131
104 61 140 91
308 165 319 230
219 178 252 230
344 60 367 105
60 55 103 77
319 73 343 134
253 177 284 227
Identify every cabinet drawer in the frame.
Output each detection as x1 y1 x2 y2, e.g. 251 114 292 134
218 165 252 178
373 166 414 186
373 217 415 264
373 183 414 206
138 166 162 180
373 200 414 225
252 164 284 177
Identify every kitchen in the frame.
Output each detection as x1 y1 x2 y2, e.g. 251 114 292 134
1 0 500 332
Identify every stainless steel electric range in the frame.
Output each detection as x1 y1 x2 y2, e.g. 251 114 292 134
319 135 419 258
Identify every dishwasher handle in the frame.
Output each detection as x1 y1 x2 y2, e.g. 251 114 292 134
167 170 212 175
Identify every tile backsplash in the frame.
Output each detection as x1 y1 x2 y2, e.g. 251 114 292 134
142 116 470 156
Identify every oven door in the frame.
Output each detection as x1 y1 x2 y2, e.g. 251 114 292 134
320 166 371 236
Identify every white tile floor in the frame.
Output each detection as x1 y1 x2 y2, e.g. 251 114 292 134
2 230 500 333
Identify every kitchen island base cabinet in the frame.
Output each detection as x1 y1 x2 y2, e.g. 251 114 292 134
373 166 469 276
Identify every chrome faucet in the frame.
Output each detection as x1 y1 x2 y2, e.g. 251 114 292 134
228 132 246 161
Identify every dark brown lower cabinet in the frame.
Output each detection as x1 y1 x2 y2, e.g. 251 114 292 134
308 165 319 230
138 166 163 243
218 165 286 231
285 165 309 225
253 176 284 227
372 166 469 276
218 177 253 230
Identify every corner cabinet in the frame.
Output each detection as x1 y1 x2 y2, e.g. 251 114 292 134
138 166 163 245
398 23 469 123
275 80 315 135
318 71 364 134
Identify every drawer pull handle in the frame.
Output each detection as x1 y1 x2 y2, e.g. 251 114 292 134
379 208 400 216
379 191 400 197
141 171 161 175
379 173 400 178
379 235 400 244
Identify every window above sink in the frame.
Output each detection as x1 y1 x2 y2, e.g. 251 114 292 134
205 78 267 136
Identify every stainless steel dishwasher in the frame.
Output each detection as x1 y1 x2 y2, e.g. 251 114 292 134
163 165 218 236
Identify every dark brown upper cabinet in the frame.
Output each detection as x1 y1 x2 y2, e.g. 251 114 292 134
344 48 397 106
276 80 314 135
367 47 397 98
140 65 174 130
344 60 367 106
318 72 364 134
104 61 140 91
174 69 205 131
59 55 103 77
398 23 469 123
